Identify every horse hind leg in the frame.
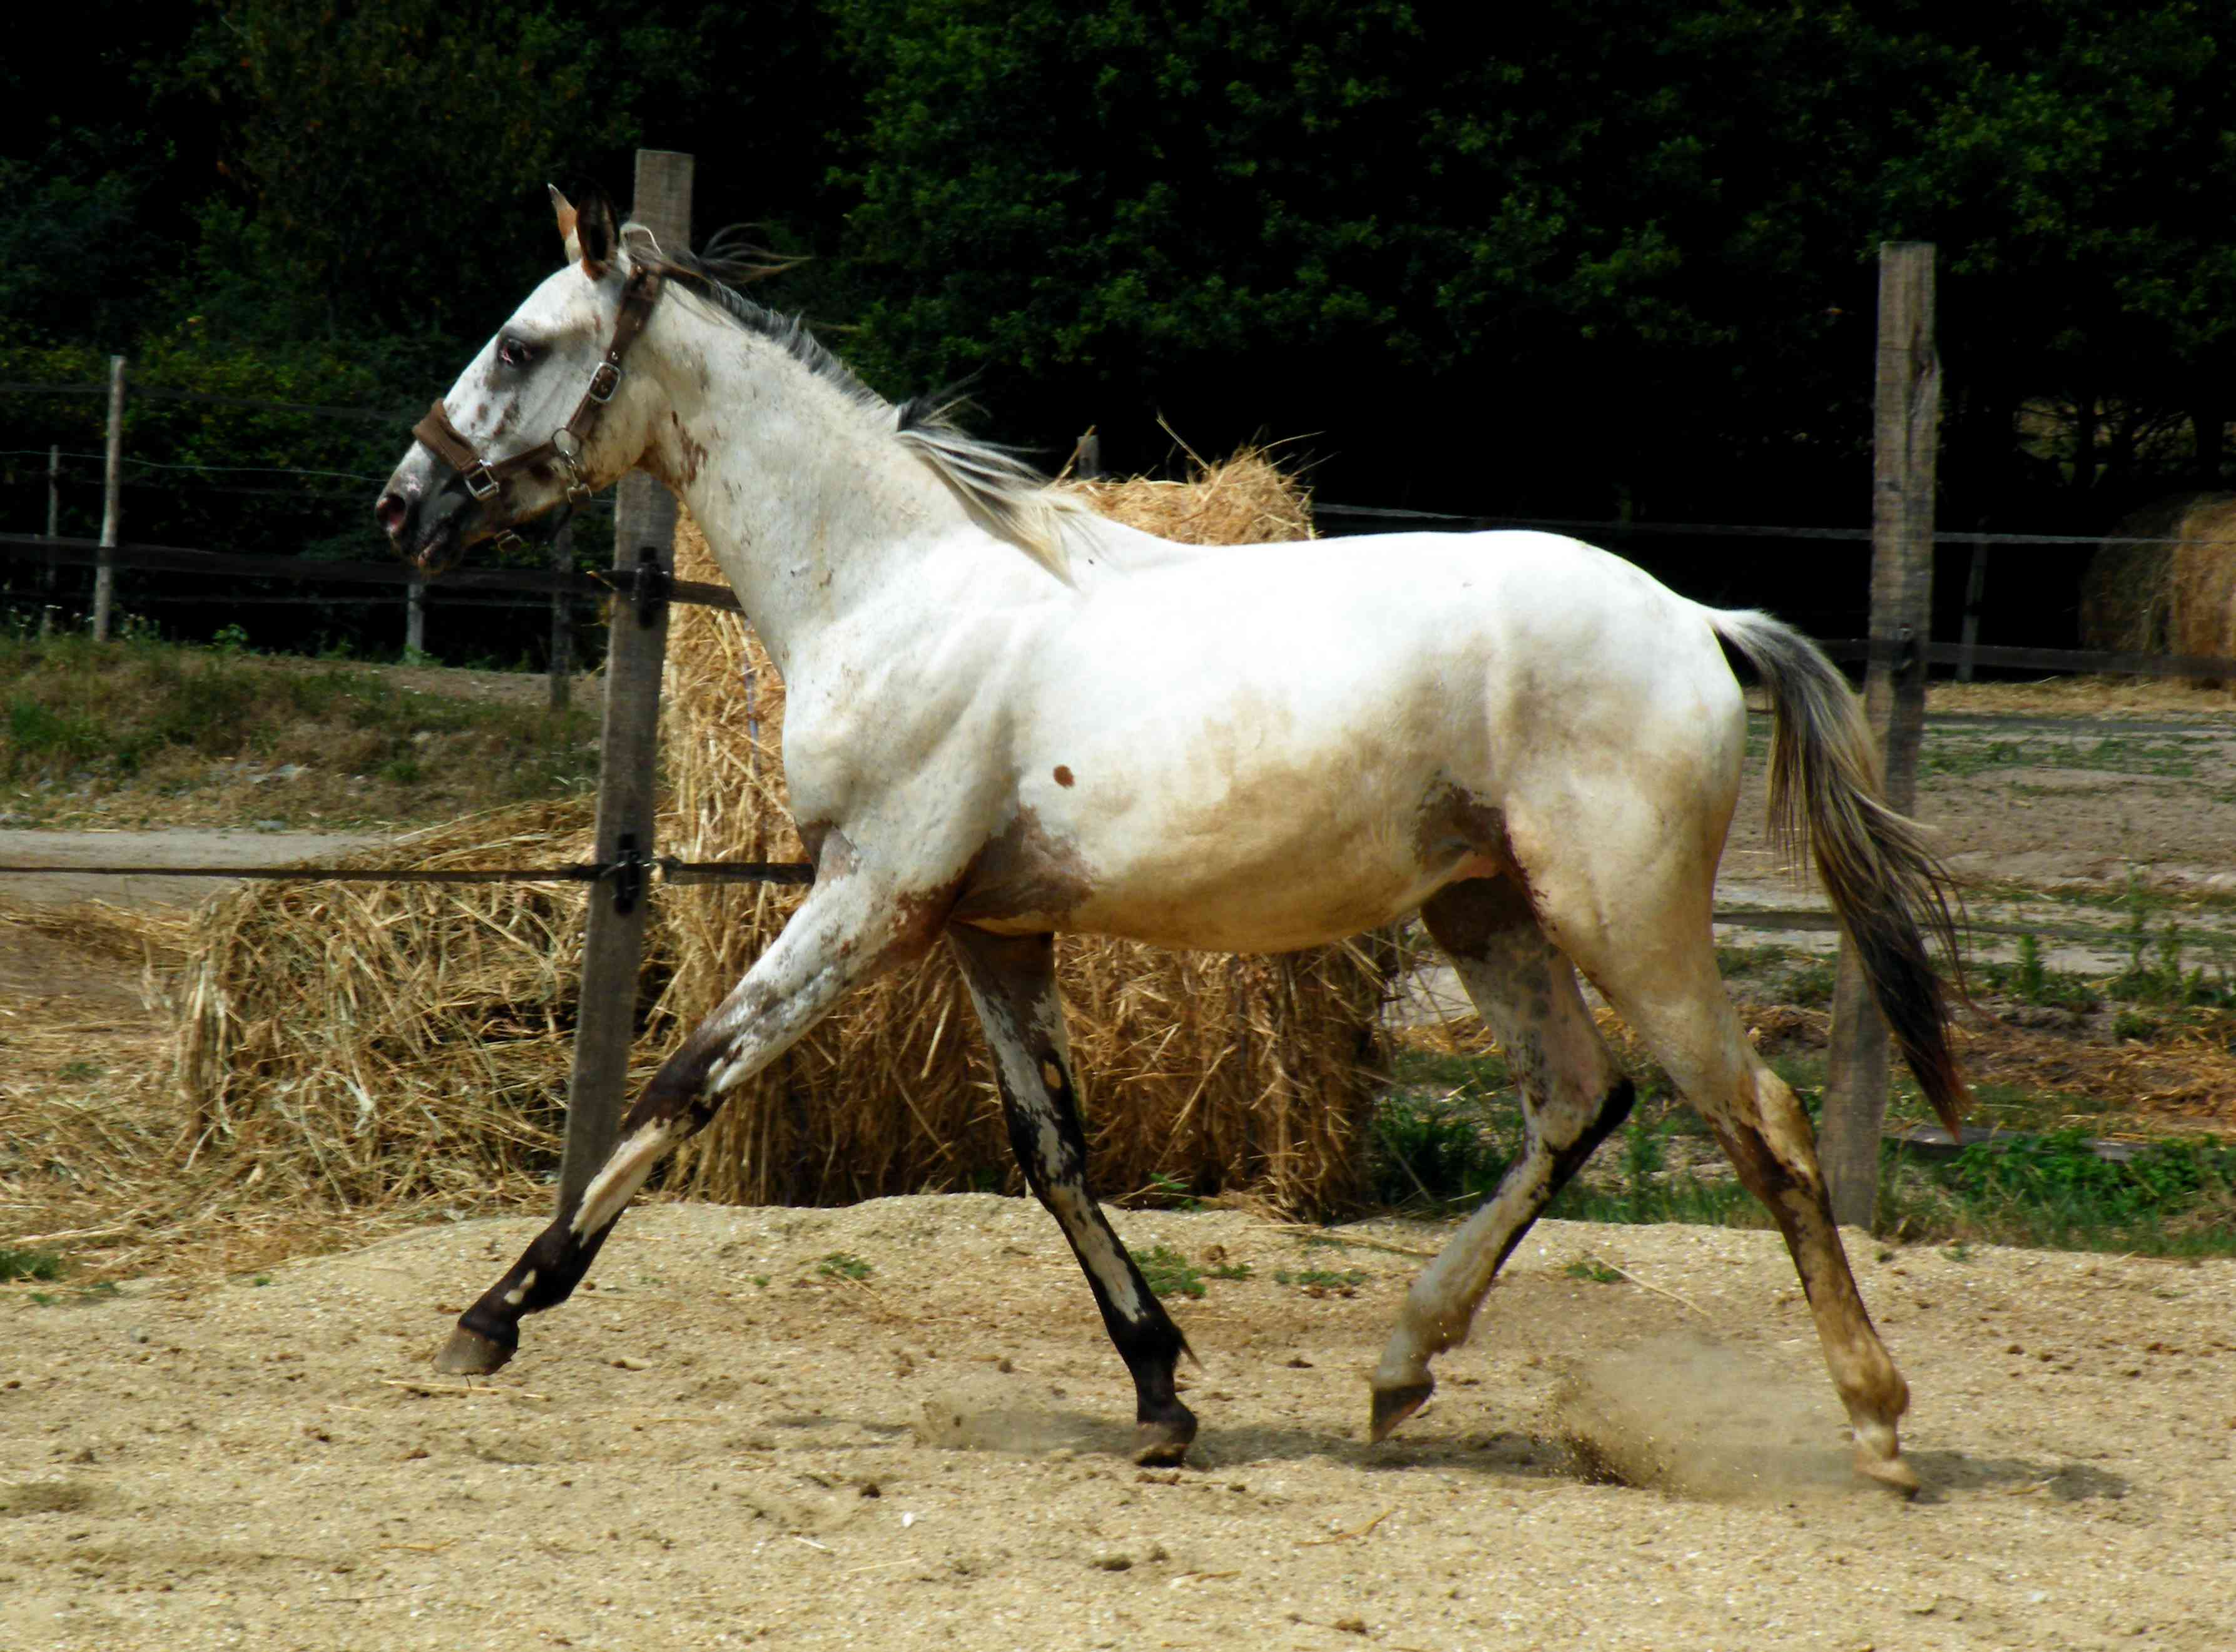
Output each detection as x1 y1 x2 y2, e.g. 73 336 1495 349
1369 876 1634 1442
435 880 897 1376
946 924 1197 1466
1539 876 1921 1493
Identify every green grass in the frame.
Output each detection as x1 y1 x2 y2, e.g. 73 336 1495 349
815 1252 873 1282
1565 1259 1625 1284
1373 1047 2236 1258
1129 1245 1206 1300
0 630 596 827
0 1246 65 1283
1274 1267 1368 1293
1921 733 2203 781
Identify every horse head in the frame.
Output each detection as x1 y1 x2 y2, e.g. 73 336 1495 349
375 185 665 574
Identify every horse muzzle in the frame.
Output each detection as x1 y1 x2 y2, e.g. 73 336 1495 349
375 472 477 577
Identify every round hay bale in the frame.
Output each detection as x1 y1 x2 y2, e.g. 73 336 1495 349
2081 492 2236 683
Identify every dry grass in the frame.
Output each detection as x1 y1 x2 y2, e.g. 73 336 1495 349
1923 676 2236 719
0 895 435 1280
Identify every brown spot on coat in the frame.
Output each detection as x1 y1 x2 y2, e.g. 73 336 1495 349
1053 765 1075 788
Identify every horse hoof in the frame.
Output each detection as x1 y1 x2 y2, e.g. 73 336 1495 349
434 1324 514 1376
1854 1449 1922 1498
1368 1379 1434 1444
1132 1413 1197 1467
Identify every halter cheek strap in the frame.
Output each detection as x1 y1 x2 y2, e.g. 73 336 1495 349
411 263 664 548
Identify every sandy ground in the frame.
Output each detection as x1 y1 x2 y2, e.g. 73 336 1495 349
5 1196 2234 1652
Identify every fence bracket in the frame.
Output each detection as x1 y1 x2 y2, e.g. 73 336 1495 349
631 547 671 629
606 833 653 916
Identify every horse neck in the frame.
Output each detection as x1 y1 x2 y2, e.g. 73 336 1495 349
633 302 1006 681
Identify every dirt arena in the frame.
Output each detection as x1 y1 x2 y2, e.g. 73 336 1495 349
6 1195 2233 1652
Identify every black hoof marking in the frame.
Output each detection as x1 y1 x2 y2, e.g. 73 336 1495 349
434 1323 515 1376
1368 1379 1435 1444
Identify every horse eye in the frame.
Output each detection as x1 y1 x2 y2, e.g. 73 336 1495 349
497 337 537 369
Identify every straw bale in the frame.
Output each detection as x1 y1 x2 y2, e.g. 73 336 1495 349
661 448 1391 1215
2167 496 2236 683
171 799 636 1211
2082 492 2236 682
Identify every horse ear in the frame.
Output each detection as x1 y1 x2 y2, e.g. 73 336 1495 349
549 184 581 263
573 186 619 278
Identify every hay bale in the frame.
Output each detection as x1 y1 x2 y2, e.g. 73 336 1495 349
177 450 1388 1220
2082 492 2236 682
173 799 634 1209
662 448 1391 1215
2169 497 2236 684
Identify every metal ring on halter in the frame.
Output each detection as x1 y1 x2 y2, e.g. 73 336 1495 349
552 428 593 504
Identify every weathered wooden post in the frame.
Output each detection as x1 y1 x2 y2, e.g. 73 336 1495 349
405 577 427 659
548 514 576 712
41 443 59 637
557 149 694 1211
1955 535 1988 682
93 356 125 641
1820 241 1938 1229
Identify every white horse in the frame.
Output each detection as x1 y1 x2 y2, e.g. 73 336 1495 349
377 188 1965 1494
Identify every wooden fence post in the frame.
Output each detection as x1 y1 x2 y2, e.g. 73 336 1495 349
93 355 125 641
548 514 576 713
1955 536 1988 682
1820 241 1939 1229
405 578 427 659
41 443 59 637
557 148 695 1212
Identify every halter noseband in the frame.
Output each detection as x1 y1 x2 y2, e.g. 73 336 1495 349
410 262 665 555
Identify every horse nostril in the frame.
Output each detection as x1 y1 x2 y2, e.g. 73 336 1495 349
375 492 409 535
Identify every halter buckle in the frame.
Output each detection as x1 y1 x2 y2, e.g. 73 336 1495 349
587 360 623 403
462 460 499 501
492 529 527 557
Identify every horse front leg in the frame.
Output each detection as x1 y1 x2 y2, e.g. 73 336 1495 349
436 873 919 1375
945 925 1197 1466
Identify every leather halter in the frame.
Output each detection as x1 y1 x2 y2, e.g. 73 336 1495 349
410 262 664 552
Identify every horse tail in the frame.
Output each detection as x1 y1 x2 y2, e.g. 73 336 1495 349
1705 607 1969 1138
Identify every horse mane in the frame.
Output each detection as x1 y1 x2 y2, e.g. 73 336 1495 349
624 223 1080 582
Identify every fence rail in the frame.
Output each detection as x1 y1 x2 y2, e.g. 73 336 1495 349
6 530 2231 681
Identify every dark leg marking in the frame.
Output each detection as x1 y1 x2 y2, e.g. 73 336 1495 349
947 925 1197 1465
437 1030 731 1374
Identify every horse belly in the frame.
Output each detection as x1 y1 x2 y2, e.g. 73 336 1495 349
993 763 1463 955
